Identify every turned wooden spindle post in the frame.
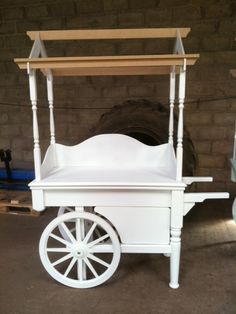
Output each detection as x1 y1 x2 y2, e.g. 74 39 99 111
29 69 41 181
169 190 184 289
169 227 181 288
176 60 186 181
47 74 56 144
168 67 176 145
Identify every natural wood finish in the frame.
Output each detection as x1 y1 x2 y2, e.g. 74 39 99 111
51 66 181 76
15 54 199 76
0 191 40 217
27 28 190 41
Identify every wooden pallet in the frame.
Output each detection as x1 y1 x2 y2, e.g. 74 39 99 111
0 191 40 217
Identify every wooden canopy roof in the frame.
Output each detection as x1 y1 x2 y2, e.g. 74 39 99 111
14 28 199 77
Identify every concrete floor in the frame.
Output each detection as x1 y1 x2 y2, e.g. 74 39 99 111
0 200 235 314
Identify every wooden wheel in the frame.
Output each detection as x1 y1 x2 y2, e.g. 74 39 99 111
57 207 75 241
58 206 74 216
57 207 103 241
39 212 120 288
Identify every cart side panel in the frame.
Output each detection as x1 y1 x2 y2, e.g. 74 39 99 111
95 206 170 244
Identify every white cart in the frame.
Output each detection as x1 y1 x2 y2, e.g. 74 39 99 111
15 28 229 289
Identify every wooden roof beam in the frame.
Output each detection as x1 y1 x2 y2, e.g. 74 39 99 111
14 54 199 72
27 28 191 41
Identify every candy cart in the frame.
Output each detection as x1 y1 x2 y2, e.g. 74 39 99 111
15 28 229 288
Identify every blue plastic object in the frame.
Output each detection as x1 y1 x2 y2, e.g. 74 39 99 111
0 168 34 190
0 168 35 181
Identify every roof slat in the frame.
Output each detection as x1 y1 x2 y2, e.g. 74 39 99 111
14 54 199 75
27 28 190 41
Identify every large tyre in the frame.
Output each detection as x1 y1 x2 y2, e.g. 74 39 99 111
91 99 196 176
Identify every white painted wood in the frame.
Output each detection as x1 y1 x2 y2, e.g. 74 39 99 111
42 189 173 208
168 67 176 144
17 27 231 289
169 227 181 289
39 212 121 288
183 203 195 216
42 134 176 169
184 192 229 204
29 36 41 58
232 198 236 222
29 34 52 76
46 75 56 144
38 166 179 186
230 158 236 182
169 190 184 288
182 176 213 185
184 192 229 215
231 122 236 181
121 244 171 253
171 190 184 228
29 70 41 181
31 189 44 211
176 60 186 181
232 121 236 161
95 207 170 244
174 29 185 54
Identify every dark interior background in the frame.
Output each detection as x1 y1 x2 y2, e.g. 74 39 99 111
0 0 236 194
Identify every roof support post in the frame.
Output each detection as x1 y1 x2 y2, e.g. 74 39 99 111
174 29 185 55
47 74 56 144
28 69 41 181
176 59 186 181
168 66 176 145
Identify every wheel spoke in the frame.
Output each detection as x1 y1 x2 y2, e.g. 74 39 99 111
52 252 73 266
89 244 114 253
84 258 98 278
76 218 82 242
65 207 74 212
83 222 97 244
47 247 71 253
88 253 110 268
87 234 110 248
60 222 76 244
77 259 83 281
49 233 72 247
64 257 77 277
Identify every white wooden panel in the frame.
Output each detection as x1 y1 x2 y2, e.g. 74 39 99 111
37 167 180 187
43 189 172 207
41 144 58 178
53 134 176 171
95 206 170 244
171 190 184 228
31 189 45 211
121 244 171 253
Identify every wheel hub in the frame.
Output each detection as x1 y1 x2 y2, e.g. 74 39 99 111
71 243 88 259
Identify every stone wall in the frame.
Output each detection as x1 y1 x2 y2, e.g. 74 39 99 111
0 0 236 194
